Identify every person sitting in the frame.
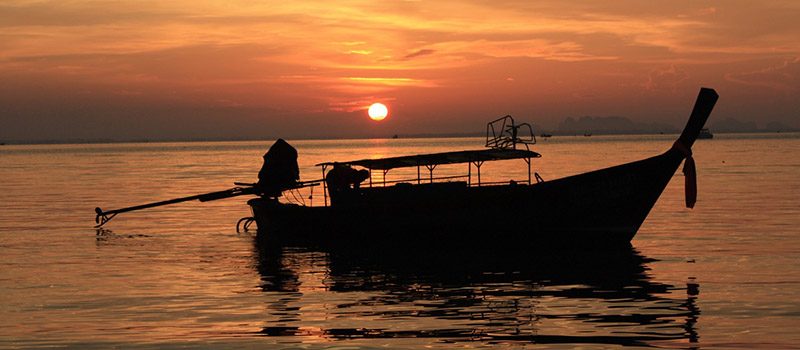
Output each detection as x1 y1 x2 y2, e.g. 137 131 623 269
325 163 369 205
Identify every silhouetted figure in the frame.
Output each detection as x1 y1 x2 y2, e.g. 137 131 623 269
325 163 369 205
257 139 299 197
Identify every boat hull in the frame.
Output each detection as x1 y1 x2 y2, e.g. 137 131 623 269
250 149 684 248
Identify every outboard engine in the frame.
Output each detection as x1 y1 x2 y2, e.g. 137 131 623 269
257 139 299 197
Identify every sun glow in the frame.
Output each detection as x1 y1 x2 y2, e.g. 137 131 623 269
368 103 388 121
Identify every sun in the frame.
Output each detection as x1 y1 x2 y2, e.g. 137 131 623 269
368 103 388 121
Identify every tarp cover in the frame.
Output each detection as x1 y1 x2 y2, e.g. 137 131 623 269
317 148 540 170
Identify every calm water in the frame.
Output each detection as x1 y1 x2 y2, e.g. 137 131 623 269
1 134 799 349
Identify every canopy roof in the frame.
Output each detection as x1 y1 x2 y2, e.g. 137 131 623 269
317 148 541 171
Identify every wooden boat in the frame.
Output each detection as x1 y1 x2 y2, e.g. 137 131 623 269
249 88 719 248
698 128 714 139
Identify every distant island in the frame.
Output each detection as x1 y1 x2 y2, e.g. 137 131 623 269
556 116 679 135
538 116 798 136
391 116 798 139
707 117 796 133
1 116 796 145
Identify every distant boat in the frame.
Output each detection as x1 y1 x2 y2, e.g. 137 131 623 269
583 133 592 137
391 134 399 139
248 88 719 248
697 128 713 139
540 133 552 138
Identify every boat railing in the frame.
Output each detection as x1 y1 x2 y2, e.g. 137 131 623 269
365 170 535 189
287 169 538 207
368 176 533 188
471 179 527 187
367 174 469 187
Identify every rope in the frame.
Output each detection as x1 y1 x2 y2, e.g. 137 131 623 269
288 188 305 206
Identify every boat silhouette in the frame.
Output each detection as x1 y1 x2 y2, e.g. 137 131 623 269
249 88 718 247
93 88 718 249
697 128 714 139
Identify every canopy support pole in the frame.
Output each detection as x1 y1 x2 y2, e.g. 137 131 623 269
524 157 532 184
472 161 484 186
425 164 437 183
321 164 328 207
417 162 421 184
468 162 472 186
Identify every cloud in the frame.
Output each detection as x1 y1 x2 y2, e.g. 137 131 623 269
2 1 800 141
677 6 716 18
345 77 436 88
401 49 435 61
725 57 800 93
328 96 396 113
3 0 796 72
0 2 179 27
642 65 689 91
429 39 618 62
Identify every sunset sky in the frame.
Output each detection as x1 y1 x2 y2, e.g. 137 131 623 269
1 1 798 142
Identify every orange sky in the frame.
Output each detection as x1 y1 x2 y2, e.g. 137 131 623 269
1 1 798 141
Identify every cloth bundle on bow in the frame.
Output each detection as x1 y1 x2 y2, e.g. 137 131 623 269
672 140 696 208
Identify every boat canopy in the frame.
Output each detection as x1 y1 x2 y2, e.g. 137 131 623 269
317 148 541 171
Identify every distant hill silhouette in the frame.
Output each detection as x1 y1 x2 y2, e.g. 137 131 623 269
709 117 757 133
764 121 797 132
551 116 798 136
557 116 679 135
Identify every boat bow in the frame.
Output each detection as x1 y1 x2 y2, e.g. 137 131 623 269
670 88 719 208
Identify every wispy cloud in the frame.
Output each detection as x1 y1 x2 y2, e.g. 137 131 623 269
725 57 800 93
328 96 396 113
401 49 435 61
346 77 437 87
642 65 690 92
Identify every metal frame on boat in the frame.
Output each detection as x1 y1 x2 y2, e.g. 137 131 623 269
315 115 542 206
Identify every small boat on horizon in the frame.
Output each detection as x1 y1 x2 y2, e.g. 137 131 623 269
698 128 714 139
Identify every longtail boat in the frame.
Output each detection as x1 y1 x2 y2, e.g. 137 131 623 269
95 88 718 249
249 88 718 248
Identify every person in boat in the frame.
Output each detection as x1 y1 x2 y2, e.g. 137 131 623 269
257 139 300 198
325 162 369 205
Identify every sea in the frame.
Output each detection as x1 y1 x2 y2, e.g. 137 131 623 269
1 133 799 349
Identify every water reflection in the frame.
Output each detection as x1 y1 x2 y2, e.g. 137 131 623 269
254 241 701 347
94 228 152 244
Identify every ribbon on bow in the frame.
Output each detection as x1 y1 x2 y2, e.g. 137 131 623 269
672 141 696 208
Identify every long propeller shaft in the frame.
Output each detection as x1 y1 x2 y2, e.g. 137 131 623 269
94 186 256 228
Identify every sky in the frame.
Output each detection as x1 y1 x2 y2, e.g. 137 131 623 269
1 0 799 142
